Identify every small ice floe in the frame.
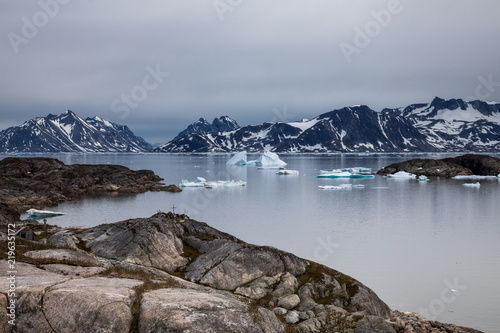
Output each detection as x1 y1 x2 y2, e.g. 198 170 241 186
341 167 372 174
27 209 65 219
463 182 480 187
319 184 352 190
453 175 498 180
418 175 429 181
317 171 374 179
387 171 416 179
180 177 246 188
203 180 246 188
179 177 206 187
276 169 299 175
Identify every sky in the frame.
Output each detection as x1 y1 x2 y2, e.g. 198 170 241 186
1 1 500 144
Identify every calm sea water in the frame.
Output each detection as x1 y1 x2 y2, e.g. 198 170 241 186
5 152 500 332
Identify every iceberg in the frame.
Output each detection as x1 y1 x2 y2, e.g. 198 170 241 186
418 175 429 181
387 171 416 179
27 209 65 218
226 151 247 166
255 152 287 168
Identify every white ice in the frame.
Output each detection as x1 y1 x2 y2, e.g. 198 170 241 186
463 182 481 187
255 151 287 167
27 209 65 217
226 151 247 166
387 171 416 179
452 175 498 180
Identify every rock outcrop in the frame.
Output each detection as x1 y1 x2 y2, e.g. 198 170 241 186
377 154 500 177
0 157 181 211
0 213 484 332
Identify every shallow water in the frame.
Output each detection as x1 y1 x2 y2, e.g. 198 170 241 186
5 152 500 332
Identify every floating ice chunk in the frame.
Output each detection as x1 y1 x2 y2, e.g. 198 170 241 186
179 177 206 187
226 151 247 166
27 209 65 218
418 175 429 181
277 169 299 175
318 184 352 190
255 152 287 167
387 171 416 179
204 180 246 188
452 175 498 180
463 182 480 187
317 171 354 178
341 167 372 174
317 171 374 178
320 169 342 174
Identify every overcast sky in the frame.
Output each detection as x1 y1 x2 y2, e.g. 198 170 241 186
1 1 499 144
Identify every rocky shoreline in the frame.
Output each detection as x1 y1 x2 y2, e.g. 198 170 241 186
377 154 500 177
0 157 486 332
0 213 484 333
0 157 181 211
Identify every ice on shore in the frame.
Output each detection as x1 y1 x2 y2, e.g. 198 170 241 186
226 151 248 166
27 209 65 218
387 171 416 179
255 151 287 167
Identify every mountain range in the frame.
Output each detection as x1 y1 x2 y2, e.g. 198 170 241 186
0 111 151 153
155 97 500 153
1 97 500 153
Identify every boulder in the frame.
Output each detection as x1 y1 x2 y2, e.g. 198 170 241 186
285 310 300 324
278 294 300 310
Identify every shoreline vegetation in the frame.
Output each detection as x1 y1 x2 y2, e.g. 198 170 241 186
0 156 489 332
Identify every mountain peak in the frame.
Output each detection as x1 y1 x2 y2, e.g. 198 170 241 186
0 111 151 153
173 116 240 140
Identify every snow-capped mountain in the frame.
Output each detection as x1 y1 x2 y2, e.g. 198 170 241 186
0 110 152 152
156 97 500 153
173 116 239 140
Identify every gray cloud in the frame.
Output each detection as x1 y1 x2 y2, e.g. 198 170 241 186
1 0 499 144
